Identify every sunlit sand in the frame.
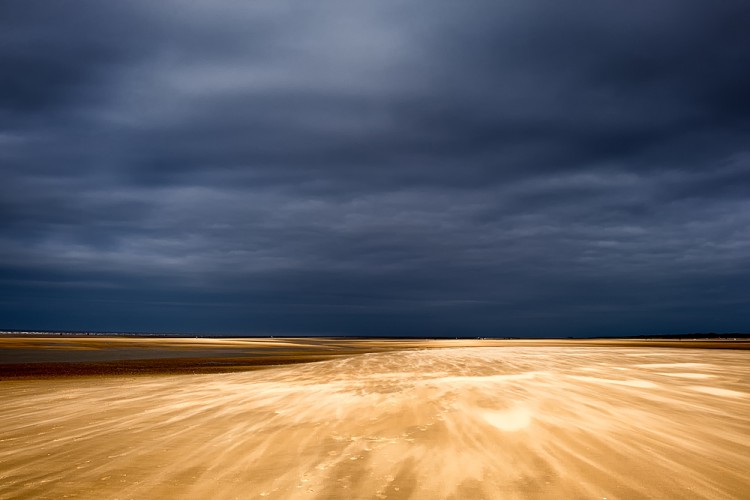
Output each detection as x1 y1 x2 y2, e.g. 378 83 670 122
1 337 748 499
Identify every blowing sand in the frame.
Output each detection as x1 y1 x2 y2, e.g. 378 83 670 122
0 338 748 499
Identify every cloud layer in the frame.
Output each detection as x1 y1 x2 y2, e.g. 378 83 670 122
2 0 750 335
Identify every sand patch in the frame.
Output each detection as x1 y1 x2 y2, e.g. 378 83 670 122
689 386 746 398
481 405 532 432
657 372 712 379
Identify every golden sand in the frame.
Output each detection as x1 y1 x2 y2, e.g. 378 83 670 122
0 338 748 499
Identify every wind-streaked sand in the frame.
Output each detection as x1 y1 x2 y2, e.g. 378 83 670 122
1 338 748 499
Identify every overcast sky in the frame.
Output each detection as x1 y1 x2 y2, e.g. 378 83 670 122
2 1 749 336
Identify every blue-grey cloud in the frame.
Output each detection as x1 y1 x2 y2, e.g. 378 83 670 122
1 0 750 335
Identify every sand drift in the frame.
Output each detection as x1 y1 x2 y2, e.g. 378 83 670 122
1 344 748 499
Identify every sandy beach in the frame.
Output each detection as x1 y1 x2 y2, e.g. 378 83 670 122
1 337 748 499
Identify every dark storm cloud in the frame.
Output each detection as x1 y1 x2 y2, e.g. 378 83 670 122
2 0 750 335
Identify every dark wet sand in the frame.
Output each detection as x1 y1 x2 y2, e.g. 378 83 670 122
1 337 748 499
1 336 747 378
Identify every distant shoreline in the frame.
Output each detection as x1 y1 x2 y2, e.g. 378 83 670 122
1 329 749 340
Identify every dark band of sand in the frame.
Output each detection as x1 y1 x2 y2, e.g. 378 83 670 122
1 336 748 379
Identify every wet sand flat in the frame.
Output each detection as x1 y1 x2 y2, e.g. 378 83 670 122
0 338 749 499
